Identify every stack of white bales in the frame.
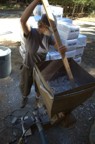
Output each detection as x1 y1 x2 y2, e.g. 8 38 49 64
56 19 80 60
47 17 87 64
28 5 87 64
74 34 87 64
41 5 63 18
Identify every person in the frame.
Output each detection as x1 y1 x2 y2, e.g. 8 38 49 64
19 0 67 108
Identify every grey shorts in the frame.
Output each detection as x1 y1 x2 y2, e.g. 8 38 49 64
20 66 33 96
19 54 46 96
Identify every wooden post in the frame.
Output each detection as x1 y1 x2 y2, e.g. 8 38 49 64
41 0 75 87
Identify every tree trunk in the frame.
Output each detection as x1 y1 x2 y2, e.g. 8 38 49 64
81 5 85 13
72 4 76 17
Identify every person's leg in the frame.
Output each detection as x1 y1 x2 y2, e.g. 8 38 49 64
35 82 40 99
34 54 46 99
20 65 33 108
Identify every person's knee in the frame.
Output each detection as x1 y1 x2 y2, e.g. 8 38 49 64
19 83 30 96
19 66 33 96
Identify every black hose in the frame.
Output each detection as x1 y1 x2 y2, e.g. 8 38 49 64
38 129 48 144
35 116 48 144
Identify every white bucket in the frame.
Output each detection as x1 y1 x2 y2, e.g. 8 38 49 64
0 46 11 78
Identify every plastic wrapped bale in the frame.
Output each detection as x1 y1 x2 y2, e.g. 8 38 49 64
41 5 63 18
75 47 84 58
46 49 76 61
74 57 82 64
77 34 87 47
57 17 72 24
57 22 80 40
60 38 77 51
33 4 41 16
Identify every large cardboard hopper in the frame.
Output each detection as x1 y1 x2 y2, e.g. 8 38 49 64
34 58 95 119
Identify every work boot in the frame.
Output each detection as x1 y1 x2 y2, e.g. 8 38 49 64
35 93 44 108
35 93 40 101
35 93 42 107
21 97 28 108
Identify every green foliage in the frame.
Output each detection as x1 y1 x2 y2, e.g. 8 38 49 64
0 0 95 16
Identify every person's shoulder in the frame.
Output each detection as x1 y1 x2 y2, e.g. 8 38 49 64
24 28 37 38
31 28 38 33
30 28 40 36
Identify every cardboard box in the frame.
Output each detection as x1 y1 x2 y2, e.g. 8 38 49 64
35 59 95 118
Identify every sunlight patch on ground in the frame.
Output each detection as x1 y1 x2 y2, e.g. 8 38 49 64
0 17 95 42
80 31 95 36
0 31 12 36
0 18 21 42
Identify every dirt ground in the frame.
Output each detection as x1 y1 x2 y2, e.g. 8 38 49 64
0 11 95 144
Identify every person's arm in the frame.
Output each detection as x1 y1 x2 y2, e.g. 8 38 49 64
49 36 67 53
20 0 40 36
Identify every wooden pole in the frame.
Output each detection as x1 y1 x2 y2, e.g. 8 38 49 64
41 0 75 87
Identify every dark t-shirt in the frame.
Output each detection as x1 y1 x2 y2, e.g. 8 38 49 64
20 28 55 68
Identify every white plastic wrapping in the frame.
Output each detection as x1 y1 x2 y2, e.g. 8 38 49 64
33 4 41 16
46 49 76 61
57 22 80 40
75 47 84 58
74 57 82 64
77 34 87 47
41 5 63 18
60 38 77 51
57 17 72 24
